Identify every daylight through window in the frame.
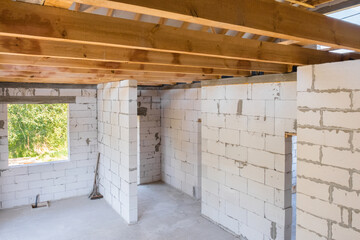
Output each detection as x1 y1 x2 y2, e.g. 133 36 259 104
7 104 69 166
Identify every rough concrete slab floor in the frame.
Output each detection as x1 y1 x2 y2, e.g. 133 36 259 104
0 182 238 240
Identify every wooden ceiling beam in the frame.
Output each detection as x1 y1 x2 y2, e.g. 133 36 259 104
0 36 289 73
0 61 249 76
0 64 250 77
0 1 343 65
52 0 360 52
0 75 205 84
0 70 220 80
0 76 184 85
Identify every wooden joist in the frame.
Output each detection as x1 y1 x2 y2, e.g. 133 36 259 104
0 69 222 80
0 37 289 73
0 76 202 84
41 0 360 52
0 1 345 65
0 63 250 76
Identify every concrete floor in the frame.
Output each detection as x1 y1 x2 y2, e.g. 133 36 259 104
0 182 237 240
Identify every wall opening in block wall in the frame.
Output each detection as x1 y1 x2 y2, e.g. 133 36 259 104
291 135 297 240
7 104 69 166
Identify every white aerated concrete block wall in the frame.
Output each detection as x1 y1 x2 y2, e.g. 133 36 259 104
137 89 161 184
201 74 297 240
0 86 97 209
296 60 360 240
97 80 138 224
160 87 202 199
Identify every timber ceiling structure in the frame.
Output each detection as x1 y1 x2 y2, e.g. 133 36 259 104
0 0 359 85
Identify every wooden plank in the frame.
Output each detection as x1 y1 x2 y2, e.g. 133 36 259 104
202 72 297 87
74 3 81 11
180 22 190 29
0 76 199 84
83 5 100 13
306 0 333 7
133 13 142 21
0 63 250 76
59 0 360 52
278 40 300 45
0 37 290 73
44 0 73 8
0 1 344 65
0 96 76 104
106 8 114 16
285 0 315 8
0 70 222 80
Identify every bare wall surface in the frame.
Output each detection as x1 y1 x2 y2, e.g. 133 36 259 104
160 86 202 199
137 89 161 184
201 73 297 240
0 86 97 209
97 80 138 224
296 60 360 240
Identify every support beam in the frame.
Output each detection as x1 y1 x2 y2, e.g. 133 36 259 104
0 76 202 84
0 63 250 76
0 37 289 73
0 1 345 65
40 0 360 52
0 70 221 80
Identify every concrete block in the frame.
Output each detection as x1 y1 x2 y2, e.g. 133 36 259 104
332 224 360 240
240 131 265 150
297 143 320 162
225 84 248 100
219 128 240 145
332 187 360 209
322 147 360 171
297 193 341 222
242 100 266 117
296 225 327 240
251 83 280 100
297 160 350 187
297 65 313 92
298 128 350 149
314 60 360 91
280 82 297 100
247 148 275 169
297 210 328 237
297 177 330 202
297 92 351 109
225 173 247 193
297 110 321 126
248 180 274 203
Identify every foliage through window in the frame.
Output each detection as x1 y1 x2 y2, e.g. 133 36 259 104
8 104 69 166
